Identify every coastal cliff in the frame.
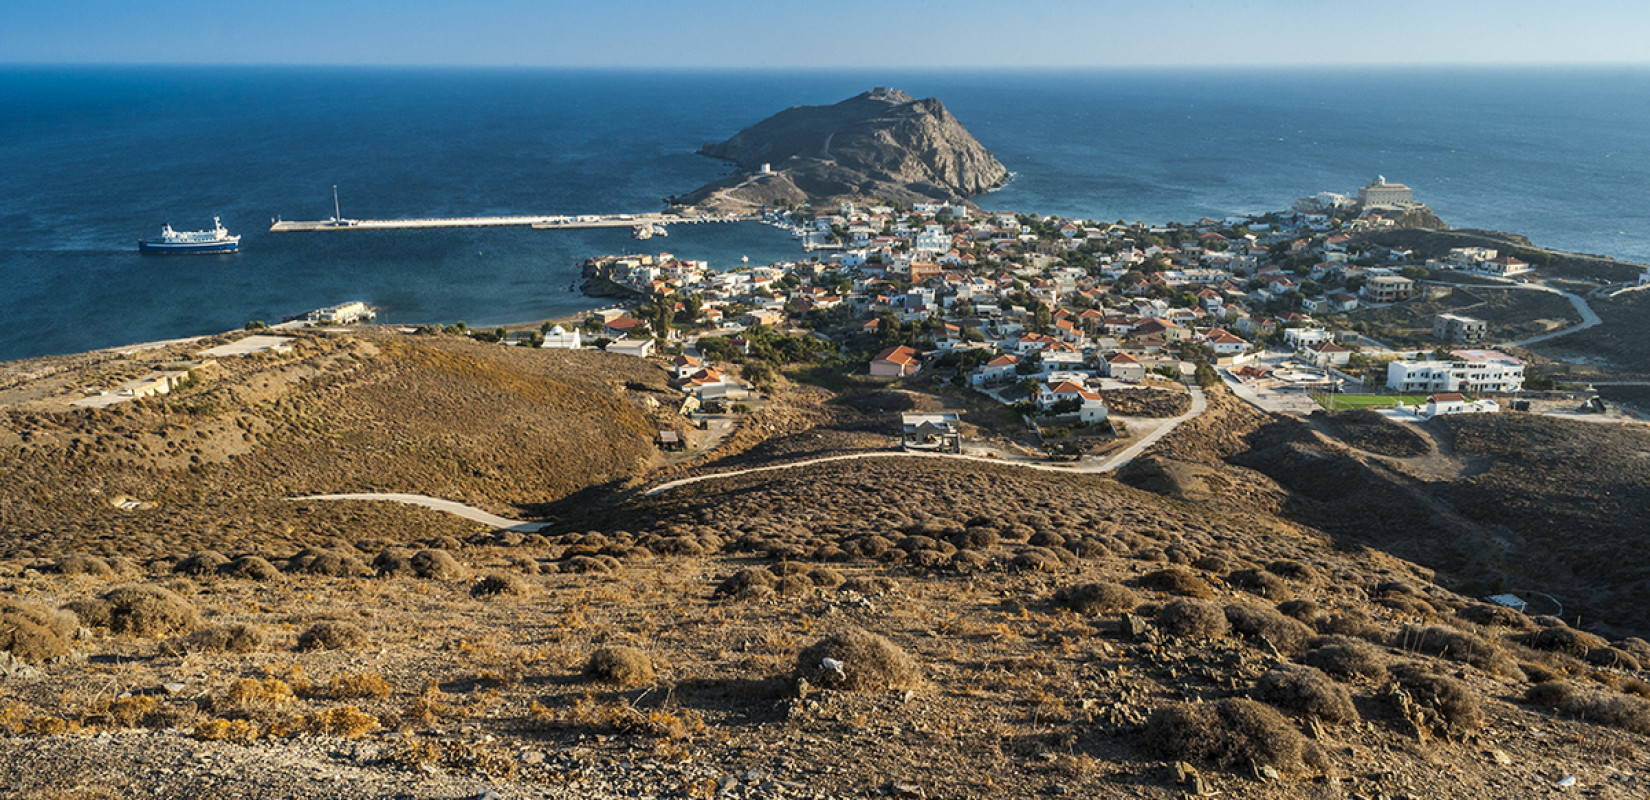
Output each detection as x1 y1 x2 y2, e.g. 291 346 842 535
676 88 1008 213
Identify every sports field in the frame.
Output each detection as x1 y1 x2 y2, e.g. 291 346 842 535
1313 393 1428 410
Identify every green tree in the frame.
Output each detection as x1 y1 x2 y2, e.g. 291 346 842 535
679 294 704 323
1031 303 1052 334
876 311 903 346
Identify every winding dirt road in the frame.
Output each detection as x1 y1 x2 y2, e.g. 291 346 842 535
292 493 544 532
644 384 1206 496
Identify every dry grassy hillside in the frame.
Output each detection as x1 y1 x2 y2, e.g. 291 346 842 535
1134 385 1650 641
0 331 679 558
3 342 1650 799
1 458 1647 799
1531 287 1650 378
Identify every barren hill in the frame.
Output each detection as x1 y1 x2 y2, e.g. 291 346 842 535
1127 384 1650 641
677 88 1009 213
0 330 684 558
3 344 1650 799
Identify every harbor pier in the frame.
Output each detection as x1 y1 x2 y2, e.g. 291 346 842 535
269 211 756 233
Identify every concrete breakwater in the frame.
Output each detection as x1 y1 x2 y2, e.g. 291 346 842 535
268 211 756 233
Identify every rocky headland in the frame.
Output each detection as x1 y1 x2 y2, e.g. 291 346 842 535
675 88 1008 213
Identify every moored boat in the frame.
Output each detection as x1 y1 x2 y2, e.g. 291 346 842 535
138 217 240 254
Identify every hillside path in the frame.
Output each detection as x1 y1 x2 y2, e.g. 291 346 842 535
293 493 544 532
644 384 1205 496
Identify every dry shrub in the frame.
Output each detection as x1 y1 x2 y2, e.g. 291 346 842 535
796 628 921 692
1133 547 1168 563
410 549 469 580
174 551 230 576
1378 594 1438 618
542 693 705 742
1264 559 1318 583
1525 680 1577 708
1586 647 1642 671
714 568 776 600
1010 549 1061 572
54 555 114 577
0 601 75 664
841 576 898 595
1191 554 1231 574
1066 538 1111 560
194 718 261 745
773 574 816 598
470 573 531 598
1397 625 1522 678
1138 567 1214 599
1519 660 1563 684
280 705 379 738
807 567 845 588
1391 666 1484 734
1144 698 1326 775
1227 569 1291 600
1319 611 1383 640
294 550 372 577
1521 626 1610 656
159 623 265 656
951 528 999 550
221 556 282 581
107 556 143 576
1163 544 1201 565
410 681 465 725
297 621 370 652
1276 599 1329 628
1225 603 1314 656
1303 636 1389 682
388 738 520 778
559 556 612 574
1525 681 1650 734
225 677 297 709
88 695 160 728
1052 582 1139 615
1256 665 1358 723
372 548 417 576
1155 599 1230 640
92 585 200 638
585 645 655 688
1456 603 1534 631
61 599 111 629
325 672 394 700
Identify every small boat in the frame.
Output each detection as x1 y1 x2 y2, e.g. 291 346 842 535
138 216 240 254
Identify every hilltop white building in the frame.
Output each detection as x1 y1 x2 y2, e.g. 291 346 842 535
539 326 582 350
1386 350 1525 393
1358 176 1414 208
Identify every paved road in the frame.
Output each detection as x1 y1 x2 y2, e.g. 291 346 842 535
294 493 543 532
644 384 1207 496
1092 384 1206 471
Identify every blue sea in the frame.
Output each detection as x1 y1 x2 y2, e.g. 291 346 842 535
2 66 1648 362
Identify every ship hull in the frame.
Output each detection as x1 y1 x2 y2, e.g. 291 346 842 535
137 239 240 254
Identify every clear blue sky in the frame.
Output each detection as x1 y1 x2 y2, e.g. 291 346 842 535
4 0 1649 68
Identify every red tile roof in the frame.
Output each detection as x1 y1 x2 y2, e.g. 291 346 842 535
873 345 920 367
